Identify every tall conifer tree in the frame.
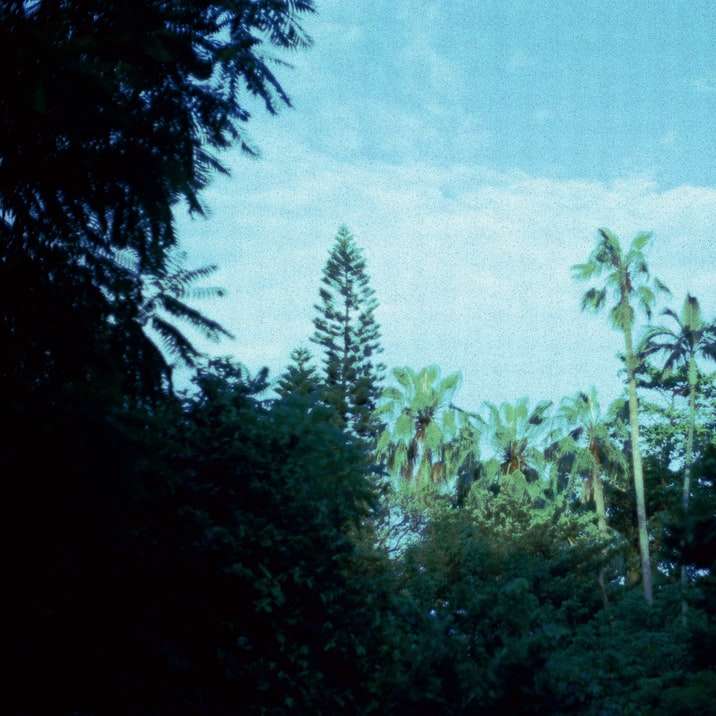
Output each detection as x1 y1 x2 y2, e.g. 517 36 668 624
276 346 321 399
311 226 385 438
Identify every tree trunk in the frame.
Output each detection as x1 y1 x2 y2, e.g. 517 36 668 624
624 325 654 604
592 462 610 609
680 370 697 623
592 463 607 533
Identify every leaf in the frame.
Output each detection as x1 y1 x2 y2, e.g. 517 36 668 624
681 293 703 330
424 422 443 450
381 386 403 401
376 430 391 453
395 413 414 439
442 409 456 435
581 287 607 313
571 261 597 281
653 277 671 296
393 367 413 388
638 285 655 310
438 371 461 395
630 232 652 252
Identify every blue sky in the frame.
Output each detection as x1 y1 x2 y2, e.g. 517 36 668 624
176 0 716 411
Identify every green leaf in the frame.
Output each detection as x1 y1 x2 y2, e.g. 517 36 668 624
395 413 414 439
393 367 413 388
376 429 391 453
682 293 703 330
438 371 461 395
638 285 655 309
425 422 443 450
630 232 652 252
381 386 403 401
571 261 597 281
654 277 671 296
581 287 607 313
442 409 456 435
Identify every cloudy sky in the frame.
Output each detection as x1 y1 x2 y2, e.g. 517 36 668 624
176 0 715 411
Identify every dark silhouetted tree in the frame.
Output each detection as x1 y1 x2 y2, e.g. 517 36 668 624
276 346 321 399
311 225 385 438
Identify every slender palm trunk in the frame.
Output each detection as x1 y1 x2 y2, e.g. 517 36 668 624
624 325 654 604
592 463 607 533
680 371 696 623
592 462 610 609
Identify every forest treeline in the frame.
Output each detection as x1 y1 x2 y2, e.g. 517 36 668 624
2 3 715 714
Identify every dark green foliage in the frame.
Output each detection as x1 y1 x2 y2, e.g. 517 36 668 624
1 0 315 268
276 345 322 399
312 225 385 438
7 358 395 715
1 0 314 400
384 500 607 714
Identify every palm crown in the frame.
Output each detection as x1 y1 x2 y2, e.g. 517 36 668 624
375 365 479 489
572 228 669 334
639 294 716 388
480 397 552 482
555 388 627 506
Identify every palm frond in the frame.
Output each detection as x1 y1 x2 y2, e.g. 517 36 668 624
151 316 201 366
681 293 703 331
159 295 233 341
581 287 607 312
653 277 670 296
571 261 598 281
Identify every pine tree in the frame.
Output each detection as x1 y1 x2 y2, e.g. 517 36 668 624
276 347 321 399
311 226 385 438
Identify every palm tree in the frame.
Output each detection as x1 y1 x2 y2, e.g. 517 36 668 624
556 388 627 532
479 397 552 498
638 293 716 616
375 366 479 491
572 228 669 603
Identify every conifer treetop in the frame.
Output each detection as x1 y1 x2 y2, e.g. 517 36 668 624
311 225 385 438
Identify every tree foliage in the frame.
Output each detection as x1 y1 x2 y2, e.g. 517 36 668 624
311 225 385 438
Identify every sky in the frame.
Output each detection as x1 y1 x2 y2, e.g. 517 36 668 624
175 0 716 412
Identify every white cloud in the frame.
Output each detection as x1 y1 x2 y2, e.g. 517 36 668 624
690 76 716 94
176 140 716 410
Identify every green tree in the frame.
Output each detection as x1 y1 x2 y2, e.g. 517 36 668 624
276 346 321 399
311 225 385 438
639 293 716 617
572 228 669 603
375 366 478 492
556 388 627 533
555 388 628 609
479 397 553 499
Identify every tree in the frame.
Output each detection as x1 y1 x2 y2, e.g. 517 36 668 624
639 293 716 617
1 0 315 269
139 254 231 363
375 365 479 492
276 346 321 399
479 397 553 498
572 228 669 603
1 0 315 399
311 225 385 438
555 388 627 533
555 388 628 608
